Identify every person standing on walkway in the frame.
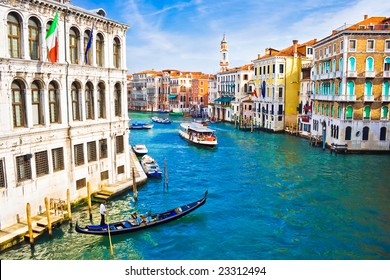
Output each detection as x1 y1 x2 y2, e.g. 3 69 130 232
100 200 107 227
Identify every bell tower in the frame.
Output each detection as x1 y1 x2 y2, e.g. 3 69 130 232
220 33 229 72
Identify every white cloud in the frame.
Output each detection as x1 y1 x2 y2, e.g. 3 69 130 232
115 0 390 74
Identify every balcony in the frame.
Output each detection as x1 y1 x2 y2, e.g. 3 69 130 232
365 71 376 78
312 94 335 101
383 71 390 78
335 71 342 78
337 94 356 102
364 94 375 102
382 95 390 102
347 71 357 78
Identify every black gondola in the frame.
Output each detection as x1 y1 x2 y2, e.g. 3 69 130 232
75 191 208 236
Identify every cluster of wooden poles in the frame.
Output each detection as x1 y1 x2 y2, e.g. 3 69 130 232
25 189 72 246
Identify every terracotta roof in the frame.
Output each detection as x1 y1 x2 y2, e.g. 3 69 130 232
346 16 388 30
255 39 316 60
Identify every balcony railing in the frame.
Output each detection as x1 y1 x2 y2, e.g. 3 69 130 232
364 94 375 102
312 94 357 102
383 71 390 78
347 71 357 78
335 71 342 78
382 95 390 102
365 71 376 78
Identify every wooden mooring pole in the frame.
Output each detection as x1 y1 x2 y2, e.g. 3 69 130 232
132 168 138 201
44 197 52 237
87 182 92 221
26 203 34 245
163 158 168 191
67 188 72 226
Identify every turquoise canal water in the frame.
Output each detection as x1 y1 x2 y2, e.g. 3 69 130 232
2 112 390 260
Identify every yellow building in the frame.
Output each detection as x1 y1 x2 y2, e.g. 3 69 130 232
311 15 390 152
252 40 316 131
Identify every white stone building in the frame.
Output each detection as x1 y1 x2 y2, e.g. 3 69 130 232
0 0 130 229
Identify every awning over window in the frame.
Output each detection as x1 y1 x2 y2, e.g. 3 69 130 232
215 97 233 102
168 94 178 99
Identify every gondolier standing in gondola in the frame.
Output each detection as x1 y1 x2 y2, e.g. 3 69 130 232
100 200 107 227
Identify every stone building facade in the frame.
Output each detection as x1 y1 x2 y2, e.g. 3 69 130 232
0 0 130 229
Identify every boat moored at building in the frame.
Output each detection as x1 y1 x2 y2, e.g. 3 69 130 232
178 122 218 146
140 155 162 177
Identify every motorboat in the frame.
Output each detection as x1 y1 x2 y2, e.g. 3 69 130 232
140 155 162 177
130 122 154 129
132 144 148 156
178 122 218 147
151 116 172 124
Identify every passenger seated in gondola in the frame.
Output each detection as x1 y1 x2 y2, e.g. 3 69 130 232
131 212 143 225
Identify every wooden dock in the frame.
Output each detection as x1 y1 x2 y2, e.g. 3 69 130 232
0 151 147 252
0 211 66 252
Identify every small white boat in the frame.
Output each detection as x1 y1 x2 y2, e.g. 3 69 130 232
140 155 162 177
178 122 218 147
130 122 154 129
132 144 148 156
151 116 172 124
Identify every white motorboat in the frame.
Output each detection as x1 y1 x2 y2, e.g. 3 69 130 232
178 122 218 147
132 144 148 156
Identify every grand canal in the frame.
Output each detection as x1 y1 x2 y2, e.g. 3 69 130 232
1 112 390 260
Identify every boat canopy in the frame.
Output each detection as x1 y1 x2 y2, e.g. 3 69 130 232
180 122 215 132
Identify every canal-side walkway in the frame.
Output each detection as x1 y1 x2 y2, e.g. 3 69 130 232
0 151 147 252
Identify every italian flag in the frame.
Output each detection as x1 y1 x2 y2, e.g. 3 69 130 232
46 11 59 63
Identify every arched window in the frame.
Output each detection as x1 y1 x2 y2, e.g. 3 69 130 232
345 126 352 140
347 81 355 96
384 57 390 72
96 33 104 67
49 82 60 123
337 106 341 118
71 83 81 120
12 80 26 127
339 58 343 72
364 81 373 96
382 106 389 119
348 57 356 71
331 105 334 117
366 57 374 72
97 82 106 118
7 13 21 58
114 83 121 116
362 126 369 140
346 106 353 119
383 81 389 97
338 81 342 95
332 60 336 72
28 17 40 60
331 82 335 95
69 28 79 64
380 127 387 141
363 106 371 119
85 82 94 119
31 81 44 125
113 37 121 68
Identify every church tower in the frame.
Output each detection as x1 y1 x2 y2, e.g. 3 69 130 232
220 33 229 72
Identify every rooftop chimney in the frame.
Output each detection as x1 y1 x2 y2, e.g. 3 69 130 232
257 53 261 59
293 40 298 58
364 15 368 20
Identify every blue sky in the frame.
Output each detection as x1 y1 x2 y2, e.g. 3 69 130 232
71 0 390 74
